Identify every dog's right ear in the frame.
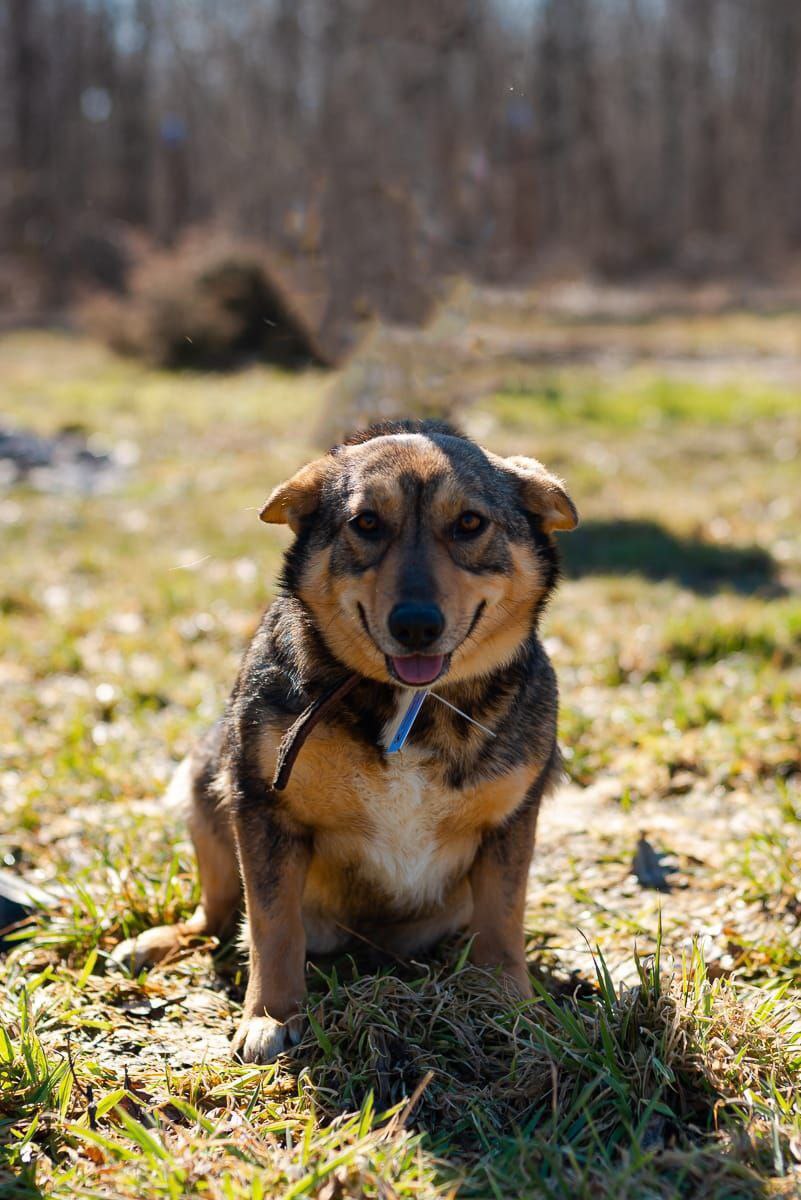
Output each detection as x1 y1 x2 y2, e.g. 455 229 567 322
486 451 578 533
259 457 331 533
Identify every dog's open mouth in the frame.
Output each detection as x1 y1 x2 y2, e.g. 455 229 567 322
387 653 447 686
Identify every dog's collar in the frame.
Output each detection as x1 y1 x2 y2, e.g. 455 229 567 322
272 674 496 791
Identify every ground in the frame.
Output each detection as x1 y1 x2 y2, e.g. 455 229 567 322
1 282 800 1198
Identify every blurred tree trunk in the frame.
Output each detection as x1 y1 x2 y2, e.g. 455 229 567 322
6 0 40 244
115 0 155 227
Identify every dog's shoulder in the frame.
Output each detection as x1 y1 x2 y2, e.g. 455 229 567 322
228 598 313 717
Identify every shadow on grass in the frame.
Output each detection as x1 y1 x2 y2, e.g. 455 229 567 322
267 946 777 1199
562 519 782 595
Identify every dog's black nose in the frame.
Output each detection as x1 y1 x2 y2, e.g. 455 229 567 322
388 602 445 650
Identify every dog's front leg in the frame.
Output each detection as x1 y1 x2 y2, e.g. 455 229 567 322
230 782 311 1064
468 796 539 1000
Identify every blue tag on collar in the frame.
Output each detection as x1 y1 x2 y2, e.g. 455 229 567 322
385 689 429 753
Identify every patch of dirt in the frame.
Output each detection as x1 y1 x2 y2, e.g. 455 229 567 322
532 782 792 986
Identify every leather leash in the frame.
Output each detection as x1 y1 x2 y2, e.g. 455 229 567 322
271 673 359 791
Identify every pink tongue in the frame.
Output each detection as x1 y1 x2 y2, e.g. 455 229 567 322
392 654 444 685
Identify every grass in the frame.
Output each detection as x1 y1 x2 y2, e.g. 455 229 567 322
491 371 801 430
1 293 800 1198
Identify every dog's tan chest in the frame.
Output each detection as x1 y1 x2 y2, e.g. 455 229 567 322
260 720 538 920
313 745 478 914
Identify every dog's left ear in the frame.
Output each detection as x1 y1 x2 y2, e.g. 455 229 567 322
494 453 578 533
259 457 331 533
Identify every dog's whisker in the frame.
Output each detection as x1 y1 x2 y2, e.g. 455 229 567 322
428 691 497 738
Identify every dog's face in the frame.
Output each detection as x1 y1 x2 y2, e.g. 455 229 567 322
261 425 577 687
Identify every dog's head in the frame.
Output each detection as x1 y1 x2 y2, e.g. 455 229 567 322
261 421 577 687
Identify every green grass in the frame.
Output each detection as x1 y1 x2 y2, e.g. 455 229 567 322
491 370 801 430
656 599 801 669
1 306 800 1198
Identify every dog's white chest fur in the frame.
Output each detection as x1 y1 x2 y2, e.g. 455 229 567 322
315 742 476 916
361 748 450 906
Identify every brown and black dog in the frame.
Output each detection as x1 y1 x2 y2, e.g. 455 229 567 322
114 419 578 1062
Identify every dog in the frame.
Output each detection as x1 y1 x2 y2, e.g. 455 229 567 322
114 419 578 1062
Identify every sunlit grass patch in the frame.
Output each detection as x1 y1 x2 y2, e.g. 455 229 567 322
0 330 328 441
724 796 801 983
0 973 445 1198
3 937 800 1199
2 317 801 1198
656 598 801 671
491 370 801 431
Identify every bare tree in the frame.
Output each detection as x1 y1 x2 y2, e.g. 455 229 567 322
3 0 801 323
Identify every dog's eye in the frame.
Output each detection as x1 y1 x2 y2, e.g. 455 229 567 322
453 511 486 539
350 511 383 538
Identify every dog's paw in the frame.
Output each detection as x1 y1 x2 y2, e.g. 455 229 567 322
231 1014 305 1064
472 953 534 1002
110 925 182 974
503 967 534 1002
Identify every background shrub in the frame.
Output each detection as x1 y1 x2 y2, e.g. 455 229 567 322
82 234 329 370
